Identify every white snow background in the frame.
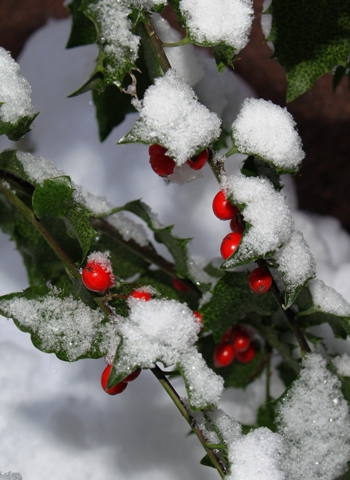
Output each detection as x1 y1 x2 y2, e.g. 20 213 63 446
1 18 350 480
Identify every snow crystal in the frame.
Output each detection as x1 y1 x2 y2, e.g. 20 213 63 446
228 427 286 480
179 0 253 52
276 353 350 480
232 98 305 171
206 408 242 445
131 0 166 7
0 292 120 361
75 188 149 248
223 175 294 266
16 150 64 184
113 297 224 408
168 162 204 185
0 47 36 124
274 230 316 294
309 279 350 317
333 353 350 377
85 250 115 276
0 474 22 480
151 14 204 86
121 69 221 165
87 0 139 80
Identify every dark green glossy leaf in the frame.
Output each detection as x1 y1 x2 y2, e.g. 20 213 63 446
0 112 39 141
66 0 96 48
256 401 277 431
298 311 350 339
269 0 350 102
213 44 236 72
241 156 282 191
200 455 215 469
200 271 277 342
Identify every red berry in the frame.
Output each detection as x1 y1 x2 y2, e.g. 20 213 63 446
82 261 115 293
229 216 244 234
129 290 152 301
123 368 141 382
212 191 238 220
149 144 176 176
232 330 250 353
248 267 273 294
186 149 209 170
220 232 242 260
193 311 203 328
213 342 235 368
172 278 190 291
101 364 128 395
221 326 234 343
236 345 256 363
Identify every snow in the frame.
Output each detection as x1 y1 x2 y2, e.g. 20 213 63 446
228 428 285 480
120 69 221 165
222 175 294 265
309 279 350 317
0 474 22 480
179 0 254 52
261 14 272 39
114 297 224 409
86 0 139 81
0 47 36 124
231 98 305 171
17 150 64 184
151 14 205 86
0 290 120 361
276 353 350 480
333 353 350 377
274 229 316 294
85 250 115 277
131 0 166 7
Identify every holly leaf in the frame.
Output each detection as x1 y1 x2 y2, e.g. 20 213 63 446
66 0 96 48
0 285 118 361
32 176 96 260
0 112 39 141
213 44 237 73
200 271 277 342
241 156 282 191
256 401 277 431
269 0 350 102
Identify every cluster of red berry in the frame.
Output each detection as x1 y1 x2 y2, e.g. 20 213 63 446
212 191 273 294
101 364 141 395
148 144 209 177
213 325 256 368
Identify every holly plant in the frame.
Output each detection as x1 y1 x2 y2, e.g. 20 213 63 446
1 1 350 479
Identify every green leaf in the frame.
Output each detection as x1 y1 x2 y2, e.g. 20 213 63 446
32 176 96 260
269 0 350 102
298 311 350 339
241 156 282 191
256 401 277 431
213 44 236 72
200 271 277 342
0 112 39 141
80 0 140 89
200 455 215 469
198 334 266 388
0 285 117 361
111 199 210 292
66 0 97 48
276 361 298 388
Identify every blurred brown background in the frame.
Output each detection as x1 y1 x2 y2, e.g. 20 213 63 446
1 0 350 232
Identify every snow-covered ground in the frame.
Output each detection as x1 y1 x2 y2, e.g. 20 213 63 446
1 18 350 480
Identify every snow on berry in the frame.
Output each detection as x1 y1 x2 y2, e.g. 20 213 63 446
308 279 350 317
113 297 224 409
231 98 305 172
276 353 350 480
0 47 36 124
274 230 316 297
0 290 120 362
222 175 294 267
151 14 204 86
82 252 116 293
179 0 254 53
120 69 221 165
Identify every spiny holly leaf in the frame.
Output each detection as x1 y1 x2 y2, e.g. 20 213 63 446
213 45 236 73
0 112 39 141
108 199 210 292
32 176 96 260
66 0 96 48
241 156 282 191
268 0 350 102
200 271 277 342
80 0 140 89
0 189 81 288
198 334 266 388
0 285 118 361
